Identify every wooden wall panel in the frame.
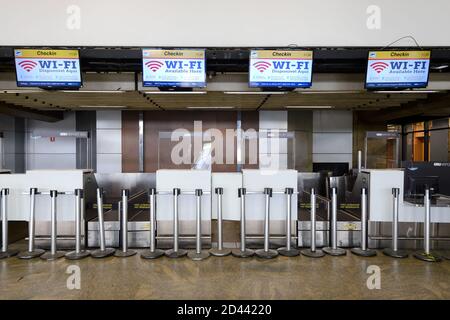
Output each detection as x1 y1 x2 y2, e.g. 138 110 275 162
121 111 140 172
241 111 259 169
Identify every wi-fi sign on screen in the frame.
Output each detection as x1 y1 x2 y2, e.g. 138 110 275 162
253 61 272 73
18 60 38 72
370 62 389 74
145 60 164 72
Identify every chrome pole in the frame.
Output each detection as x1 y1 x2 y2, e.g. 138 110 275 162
41 190 65 260
0 188 18 259
351 187 376 257
323 187 346 256
232 188 254 257
383 188 408 258
91 188 115 258
188 189 209 260
66 189 90 260
210 188 231 256
165 188 187 258
141 188 164 259
278 188 299 256
301 188 325 258
256 188 278 259
115 189 136 257
413 188 442 262
18 188 44 259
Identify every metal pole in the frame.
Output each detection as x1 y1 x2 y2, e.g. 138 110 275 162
383 188 408 258
413 188 442 262
278 188 299 257
232 188 254 258
141 188 164 259
358 150 362 172
351 187 377 257
0 188 18 259
115 189 136 257
323 187 346 256
165 188 187 258
188 189 210 260
41 190 65 260
210 188 231 256
66 189 90 260
301 188 325 258
91 188 115 258
256 188 278 259
18 188 44 259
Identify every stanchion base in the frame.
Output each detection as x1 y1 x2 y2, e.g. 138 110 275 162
255 249 279 259
65 250 90 260
114 249 137 258
165 249 188 258
350 247 377 257
277 247 300 257
382 248 408 259
231 248 254 258
91 248 115 258
323 247 347 256
40 251 66 261
17 249 45 259
141 249 165 259
188 251 210 261
209 248 231 257
0 249 19 259
413 252 442 263
301 249 325 258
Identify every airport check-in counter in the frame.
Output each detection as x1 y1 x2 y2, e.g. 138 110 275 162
361 169 450 250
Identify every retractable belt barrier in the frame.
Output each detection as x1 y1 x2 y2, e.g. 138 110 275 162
301 188 325 258
351 187 377 257
65 189 90 260
382 188 408 259
323 187 346 256
277 188 300 257
115 189 137 258
91 188 116 258
0 189 19 259
210 188 231 257
141 188 164 259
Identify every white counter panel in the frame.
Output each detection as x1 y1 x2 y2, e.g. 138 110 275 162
211 172 242 221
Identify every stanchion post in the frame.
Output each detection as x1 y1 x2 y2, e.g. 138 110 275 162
66 189 90 260
278 187 300 256
91 188 115 258
323 187 346 256
188 189 210 260
413 188 442 262
301 188 325 258
232 188 254 258
383 188 408 258
141 188 164 259
351 187 377 257
18 188 45 259
210 187 231 256
0 188 18 259
115 189 136 257
256 188 278 259
41 190 65 260
165 188 187 258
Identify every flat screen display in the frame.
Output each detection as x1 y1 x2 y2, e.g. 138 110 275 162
142 49 206 87
365 50 431 89
14 49 82 88
249 50 313 88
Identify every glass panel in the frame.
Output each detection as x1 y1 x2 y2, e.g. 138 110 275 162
429 128 449 162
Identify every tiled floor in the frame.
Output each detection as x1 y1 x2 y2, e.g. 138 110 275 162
1 241 449 300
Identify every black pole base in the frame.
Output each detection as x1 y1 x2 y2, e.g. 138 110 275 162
277 247 300 257
255 248 278 259
17 249 45 259
187 251 210 261
114 249 137 258
91 248 115 258
301 248 325 258
141 249 165 259
65 250 90 260
0 249 19 259
209 248 231 257
351 247 377 257
231 248 254 258
382 248 408 259
165 249 187 258
40 251 66 261
413 251 442 263
323 247 347 256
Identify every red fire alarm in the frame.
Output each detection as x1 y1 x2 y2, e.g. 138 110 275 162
50 137 56 142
